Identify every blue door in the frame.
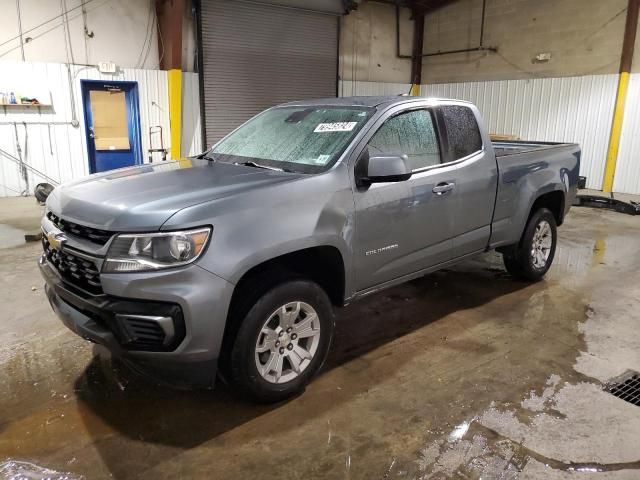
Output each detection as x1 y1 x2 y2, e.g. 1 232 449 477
81 80 143 173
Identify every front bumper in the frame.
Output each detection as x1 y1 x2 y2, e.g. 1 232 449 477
39 255 235 387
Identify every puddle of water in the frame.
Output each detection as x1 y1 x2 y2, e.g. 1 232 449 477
0 460 83 480
447 417 476 443
0 224 26 249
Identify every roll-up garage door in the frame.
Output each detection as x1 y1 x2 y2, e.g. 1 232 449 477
199 0 339 145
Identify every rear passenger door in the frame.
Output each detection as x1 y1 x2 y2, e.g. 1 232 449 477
352 107 459 292
438 104 498 258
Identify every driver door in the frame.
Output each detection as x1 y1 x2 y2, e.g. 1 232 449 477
352 107 459 292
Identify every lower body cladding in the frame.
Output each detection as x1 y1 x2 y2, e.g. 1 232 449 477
39 255 234 387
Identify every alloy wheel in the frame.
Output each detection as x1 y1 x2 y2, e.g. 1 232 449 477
254 301 321 384
531 220 553 269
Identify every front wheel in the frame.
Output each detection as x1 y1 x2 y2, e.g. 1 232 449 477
502 208 557 281
228 280 334 403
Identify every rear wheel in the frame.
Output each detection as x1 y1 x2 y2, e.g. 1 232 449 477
228 280 334 403
502 208 557 281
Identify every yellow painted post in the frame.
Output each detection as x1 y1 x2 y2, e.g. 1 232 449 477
168 68 182 161
603 73 630 192
602 0 639 192
410 83 421 96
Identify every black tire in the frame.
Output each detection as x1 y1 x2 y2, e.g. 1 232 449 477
502 208 557 281
228 280 334 403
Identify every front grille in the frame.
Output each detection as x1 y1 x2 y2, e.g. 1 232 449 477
47 212 114 246
43 237 103 295
605 371 640 406
118 316 167 350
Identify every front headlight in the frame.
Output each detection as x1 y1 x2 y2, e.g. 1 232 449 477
103 227 211 273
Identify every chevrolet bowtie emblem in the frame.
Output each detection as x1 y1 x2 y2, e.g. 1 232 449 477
47 231 67 251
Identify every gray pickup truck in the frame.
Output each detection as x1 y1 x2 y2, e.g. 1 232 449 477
39 96 580 402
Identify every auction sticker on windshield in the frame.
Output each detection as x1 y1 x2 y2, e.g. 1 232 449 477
314 122 358 133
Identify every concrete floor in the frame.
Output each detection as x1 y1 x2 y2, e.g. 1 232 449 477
0 197 44 249
0 197 639 479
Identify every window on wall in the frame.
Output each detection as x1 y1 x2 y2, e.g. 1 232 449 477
367 109 441 171
89 90 130 151
440 105 483 160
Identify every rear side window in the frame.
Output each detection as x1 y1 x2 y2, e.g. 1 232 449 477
440 105 483 160
367 109 440 170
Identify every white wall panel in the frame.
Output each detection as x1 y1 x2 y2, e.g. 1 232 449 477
423 75 619 191
182 72 203 155
613 73 640 194
339 76 619 191
339 80 411 97
0 61 171 197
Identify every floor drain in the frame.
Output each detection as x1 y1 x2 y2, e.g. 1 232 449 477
605 371 640 406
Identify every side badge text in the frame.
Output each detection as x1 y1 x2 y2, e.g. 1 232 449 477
365 244 399 256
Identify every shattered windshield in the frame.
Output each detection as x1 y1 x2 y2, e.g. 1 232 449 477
208 106 374 173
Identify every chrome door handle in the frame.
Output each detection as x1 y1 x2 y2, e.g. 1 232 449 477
432 182 455 195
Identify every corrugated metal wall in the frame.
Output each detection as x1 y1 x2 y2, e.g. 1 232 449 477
2 67 637 195
182 71 203 155
200 0 338 144
0 62 89 196
338 80 412 97
422 76 619 190
613 73 640 194
340 75 620 192
0 62 202 197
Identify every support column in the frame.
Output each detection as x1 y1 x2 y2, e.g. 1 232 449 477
603 0 639 192
168 69 182 161
410 11 425 96
156 0 185 160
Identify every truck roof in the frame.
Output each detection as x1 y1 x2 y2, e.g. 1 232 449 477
281 96 471 109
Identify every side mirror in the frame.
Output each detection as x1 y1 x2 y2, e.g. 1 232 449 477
358 153 412 185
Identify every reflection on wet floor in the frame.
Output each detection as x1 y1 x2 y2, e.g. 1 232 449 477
1 208 640 479
0 460 83 480
0 224 25 250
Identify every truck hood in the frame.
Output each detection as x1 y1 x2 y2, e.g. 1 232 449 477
46 159 303 231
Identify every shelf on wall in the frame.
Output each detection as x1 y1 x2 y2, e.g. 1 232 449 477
2 103 52 107
1 104 54 113
0 91 54 111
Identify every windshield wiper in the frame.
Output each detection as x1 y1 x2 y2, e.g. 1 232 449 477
235 160 282 171
235 161 293 173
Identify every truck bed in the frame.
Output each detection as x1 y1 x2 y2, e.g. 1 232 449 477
489 138 581 250
492 140 576 157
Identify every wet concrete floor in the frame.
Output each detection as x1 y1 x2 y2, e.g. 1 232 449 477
1 206 639 479
0 196 44 249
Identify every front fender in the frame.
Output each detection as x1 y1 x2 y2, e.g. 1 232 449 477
161 166 356 293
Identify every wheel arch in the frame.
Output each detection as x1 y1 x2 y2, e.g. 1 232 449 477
231 245 346 308
528 189 566 226
219 246 345 369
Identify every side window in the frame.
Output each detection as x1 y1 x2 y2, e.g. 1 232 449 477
440 105 483 160
367 109 440 171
